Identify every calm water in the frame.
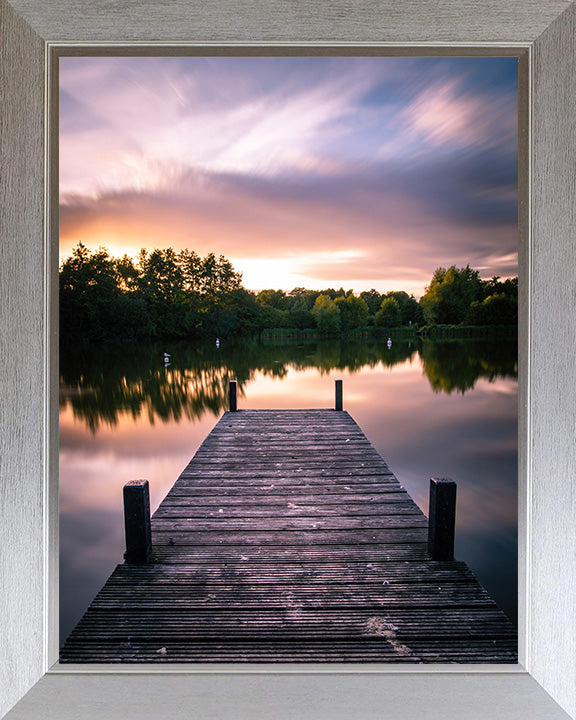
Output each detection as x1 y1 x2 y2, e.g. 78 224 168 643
59 336 518 646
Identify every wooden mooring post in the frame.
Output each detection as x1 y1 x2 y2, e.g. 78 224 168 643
229 380 237 412
123 480 152 564
335 379 343 411
427 478 457 561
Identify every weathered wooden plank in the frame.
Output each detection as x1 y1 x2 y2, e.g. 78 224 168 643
60 636 514 661
150 516 428 531
193 443 381 452
178 466 396 476
154 499 420 512
163 489 412 500
198 437 375 445
173 479 401 489
198 429 373 439
66 618 518 640
168 479 402 490
60 633 519 649
67 606 515 629
59 640 519 664
90 584 497 609
66 604 513 618
150 546 429 562
189 457 385 465
150 528 428 545
101 561 477 584
60 646 519 659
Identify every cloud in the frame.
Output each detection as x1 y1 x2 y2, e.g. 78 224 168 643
374 61 517 165
400 78 515 153
59 56 374 196
59 160 517 295
403 79 481 147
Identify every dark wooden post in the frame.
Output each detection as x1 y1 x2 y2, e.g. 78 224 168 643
335 379 343 411
123 480 152 564
229 380 237 411
428 478 457 561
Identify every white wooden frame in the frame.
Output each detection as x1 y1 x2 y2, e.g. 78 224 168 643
1 2 575 718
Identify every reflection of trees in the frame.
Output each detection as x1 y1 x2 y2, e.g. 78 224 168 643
60 340 260 433
60 336 517 432
419 338 518 394
265 339 418 375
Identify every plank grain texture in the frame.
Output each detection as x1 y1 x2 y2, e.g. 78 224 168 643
60 410 516 664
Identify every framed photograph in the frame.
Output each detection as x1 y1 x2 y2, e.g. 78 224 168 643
1 1 575 719
56 48 521 669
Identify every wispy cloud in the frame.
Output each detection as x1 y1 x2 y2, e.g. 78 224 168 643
402 79 492 149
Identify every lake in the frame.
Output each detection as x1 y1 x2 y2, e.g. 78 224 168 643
59 335 518 646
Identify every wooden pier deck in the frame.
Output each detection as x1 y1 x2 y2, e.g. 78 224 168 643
60 408 517 663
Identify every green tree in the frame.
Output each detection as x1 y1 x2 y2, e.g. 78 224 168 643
256 289 288 310
178 248 203 293
374 297 402 327
382 291 423 326
136 248 187 337
420 265 483 325
288 287 318 308
137 248 184 302
467 293 518 325
60 243 153 341
199 253 242 296
257 304 290 329
226 289 262 333
115 254 140 293
288 297 314 329
480 276 518 302
311 294 341 333
334 294 369 331
360 289 384 315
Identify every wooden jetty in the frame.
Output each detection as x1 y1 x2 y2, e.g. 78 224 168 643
60 383 517 663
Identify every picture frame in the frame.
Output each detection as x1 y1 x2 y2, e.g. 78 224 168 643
1 1 575 718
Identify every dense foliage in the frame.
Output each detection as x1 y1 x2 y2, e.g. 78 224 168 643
419 266 518 326
60 245 518 342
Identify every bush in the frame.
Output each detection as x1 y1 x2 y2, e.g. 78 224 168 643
375 297 402 327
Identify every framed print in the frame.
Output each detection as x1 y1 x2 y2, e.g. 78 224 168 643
1 1 575 719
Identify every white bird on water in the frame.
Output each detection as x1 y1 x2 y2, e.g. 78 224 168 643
387 337 392 350
216 338 220 349
164 352 171 366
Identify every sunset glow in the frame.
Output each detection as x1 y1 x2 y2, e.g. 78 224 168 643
60 56 518 296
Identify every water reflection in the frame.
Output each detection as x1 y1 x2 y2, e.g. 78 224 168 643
419 338 518 394
60 336 517 431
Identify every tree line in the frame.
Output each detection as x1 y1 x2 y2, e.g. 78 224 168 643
60 243 518 342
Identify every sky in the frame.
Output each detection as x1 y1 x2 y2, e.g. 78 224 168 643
59 55 518 297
